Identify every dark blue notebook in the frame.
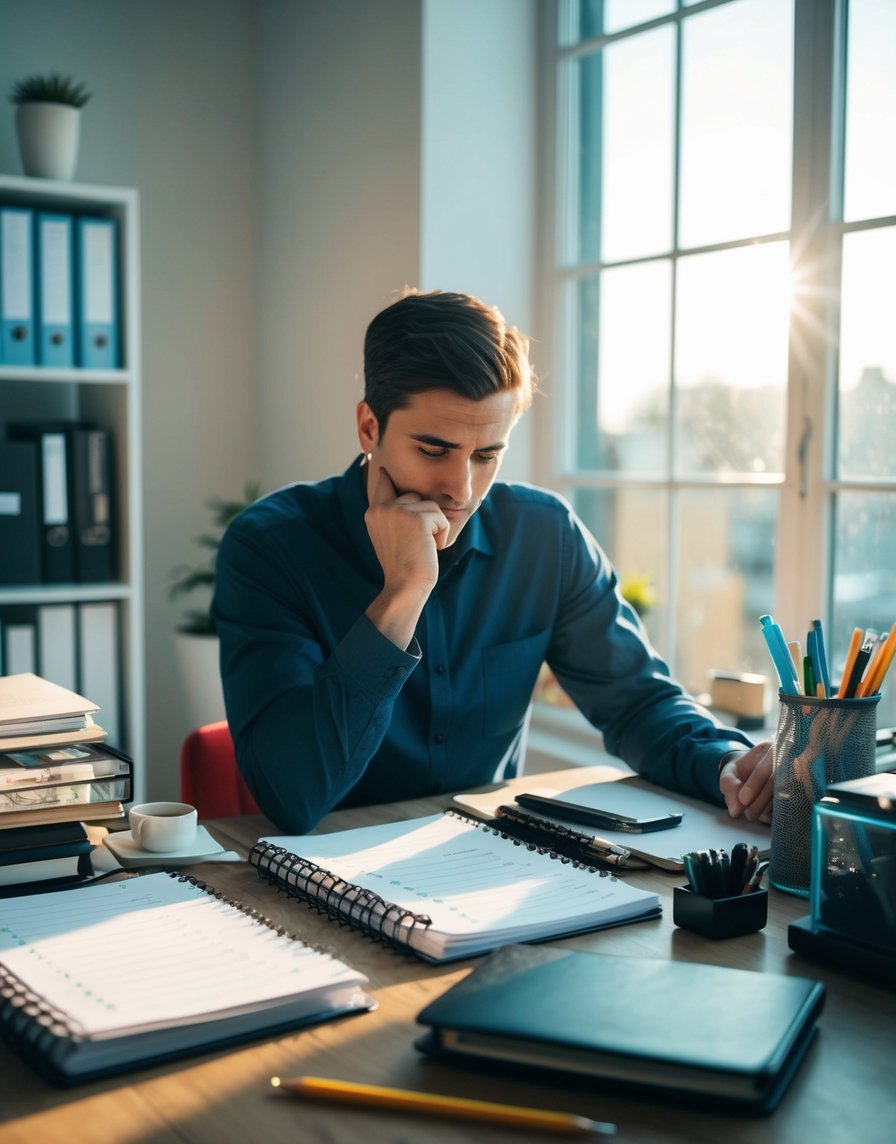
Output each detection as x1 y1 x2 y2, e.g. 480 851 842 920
416 943 825 1114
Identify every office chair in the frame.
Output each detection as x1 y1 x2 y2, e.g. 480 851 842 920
179 720 262 817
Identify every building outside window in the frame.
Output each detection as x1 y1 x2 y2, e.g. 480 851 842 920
537 0 896 736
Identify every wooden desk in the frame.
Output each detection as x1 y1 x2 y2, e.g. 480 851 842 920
1 767 892 1144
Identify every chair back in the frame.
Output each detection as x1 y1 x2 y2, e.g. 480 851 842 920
179 720 261 817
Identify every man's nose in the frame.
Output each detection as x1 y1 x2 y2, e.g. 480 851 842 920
441 458 473 505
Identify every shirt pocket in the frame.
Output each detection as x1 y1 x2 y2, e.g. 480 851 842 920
482 629 551 738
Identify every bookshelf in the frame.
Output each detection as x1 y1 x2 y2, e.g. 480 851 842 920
0 174 145 799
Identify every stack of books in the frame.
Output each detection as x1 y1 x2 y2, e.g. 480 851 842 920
0 672 132 896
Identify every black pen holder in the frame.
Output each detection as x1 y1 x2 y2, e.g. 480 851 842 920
673 885 768 939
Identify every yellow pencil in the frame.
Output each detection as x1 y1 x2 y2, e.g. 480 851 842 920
856 624 896 698
270 1075 616 1136
837 627 864 698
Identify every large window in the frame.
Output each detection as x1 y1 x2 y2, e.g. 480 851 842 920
542 0 896 730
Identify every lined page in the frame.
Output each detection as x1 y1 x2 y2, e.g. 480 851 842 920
0 873 363 1036
262 812 657 937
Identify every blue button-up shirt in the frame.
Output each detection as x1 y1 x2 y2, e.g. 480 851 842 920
212 456 751 833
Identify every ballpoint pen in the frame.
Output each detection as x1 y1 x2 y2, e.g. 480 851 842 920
270 1075 618 1136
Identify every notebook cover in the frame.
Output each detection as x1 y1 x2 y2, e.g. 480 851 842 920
416 943 825 1114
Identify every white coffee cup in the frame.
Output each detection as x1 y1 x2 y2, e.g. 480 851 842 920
129 801 198 853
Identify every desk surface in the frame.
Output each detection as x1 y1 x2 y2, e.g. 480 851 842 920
1 766 892 1144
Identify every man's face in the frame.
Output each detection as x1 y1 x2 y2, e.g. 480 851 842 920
357 388 519 547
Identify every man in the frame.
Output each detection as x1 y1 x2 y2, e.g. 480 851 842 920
213 289 773 834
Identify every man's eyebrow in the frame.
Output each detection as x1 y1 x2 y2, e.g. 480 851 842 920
409 433 507 452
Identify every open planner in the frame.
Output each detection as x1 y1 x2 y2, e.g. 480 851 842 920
249 810 661 963
0 872 373 1085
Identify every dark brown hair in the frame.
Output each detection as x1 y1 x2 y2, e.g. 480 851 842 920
363 289 536 431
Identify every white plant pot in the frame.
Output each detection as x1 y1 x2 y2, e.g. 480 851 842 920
173 631 226 730
15 102 81 181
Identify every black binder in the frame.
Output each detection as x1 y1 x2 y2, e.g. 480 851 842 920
6 423 74 583
0 441 41 585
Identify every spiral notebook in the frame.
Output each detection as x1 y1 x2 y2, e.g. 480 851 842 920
0 871 373 1085
249 810 661 963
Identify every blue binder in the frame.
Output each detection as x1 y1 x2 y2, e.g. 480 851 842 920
1 206 36 365
76 217 119 369
36 211 75 367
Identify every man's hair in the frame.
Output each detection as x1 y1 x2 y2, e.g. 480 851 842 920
363 289 536 431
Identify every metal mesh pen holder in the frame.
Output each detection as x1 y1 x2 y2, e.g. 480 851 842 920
770 691 880 897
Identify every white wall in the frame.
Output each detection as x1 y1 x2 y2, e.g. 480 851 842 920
0 0 539 799
421 0 537 479
0 0 256 798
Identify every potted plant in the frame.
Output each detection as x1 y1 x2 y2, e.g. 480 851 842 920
9 72 91 181
169 480 261 726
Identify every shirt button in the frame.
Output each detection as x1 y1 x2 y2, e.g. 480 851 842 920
435 664 446 675
434 734 446 745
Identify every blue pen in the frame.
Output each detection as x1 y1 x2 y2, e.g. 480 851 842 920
806 628 824 697
812 619 831 698
759 615 800 694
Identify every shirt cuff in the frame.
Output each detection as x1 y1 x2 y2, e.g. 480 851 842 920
331 614 422 701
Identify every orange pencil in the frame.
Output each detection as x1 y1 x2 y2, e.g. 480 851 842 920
836 627 864 698
856 624 896 698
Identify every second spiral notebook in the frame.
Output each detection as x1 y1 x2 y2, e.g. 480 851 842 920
249 810 661 963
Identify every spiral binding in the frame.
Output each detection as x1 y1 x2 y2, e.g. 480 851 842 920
248 808 618 958
249 843 432 955
0 870 338 1081
488 805 628 869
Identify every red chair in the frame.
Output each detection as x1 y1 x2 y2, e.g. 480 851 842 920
179 720 262 817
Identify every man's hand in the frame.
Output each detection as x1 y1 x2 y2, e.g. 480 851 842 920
363 466 448 649
719 742 774 824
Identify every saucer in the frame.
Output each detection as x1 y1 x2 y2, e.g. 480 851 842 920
103 825 227 868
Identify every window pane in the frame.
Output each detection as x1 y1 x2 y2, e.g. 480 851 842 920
838 227 896 480
586 261 671 474
561 0 675 43
676 488 777 696
572 487 668 652
844 0 896 222
679 0 793 248
601 27 675 261
832 492 896 729
675 243 789 476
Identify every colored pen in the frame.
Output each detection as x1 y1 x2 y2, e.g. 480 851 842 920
759 615 800 694
812 619 832 698
270 1076 617 1136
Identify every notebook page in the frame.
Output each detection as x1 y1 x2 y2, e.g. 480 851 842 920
261 812 657 937
0 873 363 1036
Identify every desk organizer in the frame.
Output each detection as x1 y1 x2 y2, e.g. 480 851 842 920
673 885 768 939
788 772 896 985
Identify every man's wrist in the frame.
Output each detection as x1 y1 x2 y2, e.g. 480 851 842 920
718 749 746 778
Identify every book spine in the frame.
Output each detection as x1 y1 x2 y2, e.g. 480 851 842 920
248 843 434 954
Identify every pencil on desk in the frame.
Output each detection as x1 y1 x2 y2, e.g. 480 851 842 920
270 1075 617 1136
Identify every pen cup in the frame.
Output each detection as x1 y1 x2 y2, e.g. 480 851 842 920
770 691 880 897
673 885 768 939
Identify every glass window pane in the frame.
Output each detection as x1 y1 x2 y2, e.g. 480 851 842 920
832 492 896 729
838 227 896 480
604 0 676 38
677 488 777 697
561 0 675 43
587 261 671 474
674 243 790 476
844 0 896 222
679 0 793 248
601 28 675 261
572 487 668 653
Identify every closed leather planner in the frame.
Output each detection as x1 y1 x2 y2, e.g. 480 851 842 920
416 943 825 1114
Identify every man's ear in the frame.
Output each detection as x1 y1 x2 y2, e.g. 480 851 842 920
356 401 379 455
